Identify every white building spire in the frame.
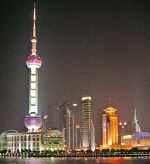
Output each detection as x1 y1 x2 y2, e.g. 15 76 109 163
33 2 36 38
31 2 37 55
132 108 140 133
134 108 137 121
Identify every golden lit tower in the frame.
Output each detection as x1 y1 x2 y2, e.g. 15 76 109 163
102 106 118 146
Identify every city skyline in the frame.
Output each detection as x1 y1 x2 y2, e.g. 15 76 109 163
0 0 150 146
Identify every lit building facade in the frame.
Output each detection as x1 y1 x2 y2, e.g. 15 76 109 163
5 129 64 153
43 129 64 151
7 132 42 152
102 106 118 146
80 96 95 150
121 132 150 149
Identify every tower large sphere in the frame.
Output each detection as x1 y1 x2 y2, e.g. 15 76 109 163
26 54 42 68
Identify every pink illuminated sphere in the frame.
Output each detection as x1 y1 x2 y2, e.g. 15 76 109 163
26 54 42 68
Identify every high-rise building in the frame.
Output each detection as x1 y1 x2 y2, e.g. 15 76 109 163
57 101 75 151
75 124 80 148
102 106 118 146
132 108 140 133
24 3 42 132
80 96 93 150
66 106 75 151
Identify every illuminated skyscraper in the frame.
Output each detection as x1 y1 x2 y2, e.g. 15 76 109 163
102 106 118 146
80 97 93 149
24 3 42 132
132 108 140 133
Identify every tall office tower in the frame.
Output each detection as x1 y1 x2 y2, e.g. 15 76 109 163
75 124 80 148
80 97 92 149
132 108 140 133
66 106 75 151
24 3 42 132
118 121 127 144
91 120 95 151
57 101 75 151
102 106 118 146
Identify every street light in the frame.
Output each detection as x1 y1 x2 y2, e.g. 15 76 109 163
43 115 48 131
44 115 48 120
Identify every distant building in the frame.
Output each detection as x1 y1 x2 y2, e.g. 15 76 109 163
102 106 118 146
65 106 75 151
75 124 80 148
80 96 95 150
132 108 140 133
42 128 64 151
121 132 150 149
58 101 75 151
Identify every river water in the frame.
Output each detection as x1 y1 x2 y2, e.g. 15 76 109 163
0 157 150 164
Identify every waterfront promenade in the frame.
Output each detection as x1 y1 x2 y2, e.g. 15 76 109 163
1 149 150 158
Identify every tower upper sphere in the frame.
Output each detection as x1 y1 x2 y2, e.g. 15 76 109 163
26 54 42 68
26 2 42 69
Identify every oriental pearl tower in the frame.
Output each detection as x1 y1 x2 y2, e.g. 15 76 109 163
24 3 42 132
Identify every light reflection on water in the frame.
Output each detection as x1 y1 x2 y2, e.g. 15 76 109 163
0 157 150 164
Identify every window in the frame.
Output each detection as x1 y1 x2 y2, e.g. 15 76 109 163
24 136 26 141
31 67 36 74
37 135 39 141
28 135 31 141
31 75 36 82
31 98 36 105
33 135 35 141
31 90 36 97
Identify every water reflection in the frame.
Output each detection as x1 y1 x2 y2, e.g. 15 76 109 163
0 157 150 164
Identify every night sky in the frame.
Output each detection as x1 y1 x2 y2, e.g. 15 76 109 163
0 0 150 145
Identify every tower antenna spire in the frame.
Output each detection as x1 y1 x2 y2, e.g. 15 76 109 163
33 2 36 38
31 1 37 55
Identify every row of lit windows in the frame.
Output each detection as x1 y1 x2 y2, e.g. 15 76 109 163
7 142 39 148
7 135 40 142
7 147 40 151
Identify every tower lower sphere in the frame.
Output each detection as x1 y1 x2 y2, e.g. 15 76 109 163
24 112 42 132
